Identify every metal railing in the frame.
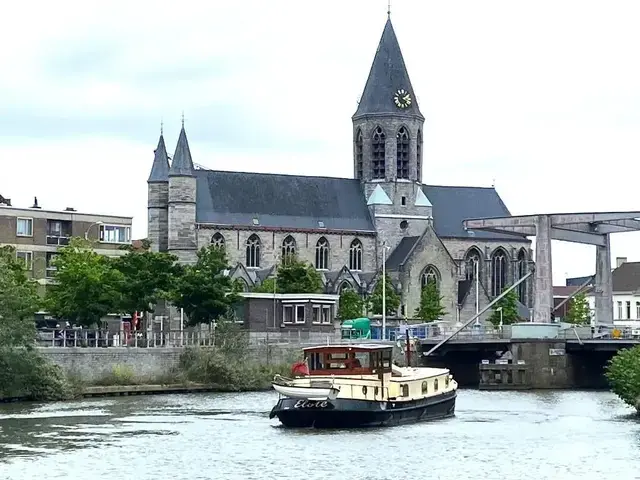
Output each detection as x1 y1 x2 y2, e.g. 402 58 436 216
36 329 216 348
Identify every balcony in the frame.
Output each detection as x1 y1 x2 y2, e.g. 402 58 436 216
46 235 71 246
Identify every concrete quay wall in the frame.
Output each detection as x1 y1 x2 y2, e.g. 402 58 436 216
38 345 302 384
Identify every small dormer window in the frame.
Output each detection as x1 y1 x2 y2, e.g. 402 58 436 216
252 218 259 226
318 221 325 228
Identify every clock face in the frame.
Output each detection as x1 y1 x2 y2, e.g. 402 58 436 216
394 89 412 109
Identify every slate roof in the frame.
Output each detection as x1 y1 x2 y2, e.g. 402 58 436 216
385 236 420 270
612 262 640 292
566 275 595 287
147 135 170 183
354 18 423 119
422 185 527 241
169 127 195 177
195 170 376 232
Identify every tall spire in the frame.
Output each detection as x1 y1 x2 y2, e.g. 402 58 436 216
147 132 170 183
353 17 423 119
169 125 195 177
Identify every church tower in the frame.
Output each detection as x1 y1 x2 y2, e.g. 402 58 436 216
147 133 170 253
354 16 433 255
167 125 198 264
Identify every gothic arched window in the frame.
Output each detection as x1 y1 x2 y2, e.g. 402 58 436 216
245 234 261 268
372 126 386 179
281 235 296 264
396 126 410 179
339 281 352 293
421 265 440 289
355 129 363 180
465 247 482 281
517 249 528 304
417 128 423 182
491 249 508 297
315 237 329 270
211 232 225 250
349 239 363 271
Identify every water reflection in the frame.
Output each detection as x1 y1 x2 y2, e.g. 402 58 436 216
0 390 638 480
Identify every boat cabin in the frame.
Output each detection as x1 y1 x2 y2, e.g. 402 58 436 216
303 344 393 376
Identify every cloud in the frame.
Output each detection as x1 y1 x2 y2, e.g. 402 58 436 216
2 0 640 283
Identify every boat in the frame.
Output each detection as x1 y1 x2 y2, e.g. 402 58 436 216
269 343 457 428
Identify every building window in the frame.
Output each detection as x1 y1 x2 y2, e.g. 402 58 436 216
372 126 386 179
295 305 305 324
16 251 33 271
465 248 482 281
16 217 33 237
396 126 410 179
281 235 296 263
401 196 406 206
417 129 423 182
626 301 631 320
46 252 58 278
283 305 294 324
349 239 363 271
421 265 440 289
245 234 261 268
400 220 408 230
355 129 363 179
339 281 352 293
313 306 321 324
315 237 329 270
617 301 623 320
211 232 225 249
491 249 508 297
100 225 131 244
636 302 640 320
322 306 331 324
517 249 527 304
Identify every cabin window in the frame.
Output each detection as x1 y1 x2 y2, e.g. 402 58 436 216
401 384 409 397
295 305 305 324
445 376 450 388
308 352 324 370
354 352 370 368
421 381 428 394
283 306 294 324
434 378 439 391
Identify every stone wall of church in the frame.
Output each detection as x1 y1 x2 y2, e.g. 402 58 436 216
441 237 534 306
399 227 459 321
196 228 377 274
167 176 197 264
147 183 169 253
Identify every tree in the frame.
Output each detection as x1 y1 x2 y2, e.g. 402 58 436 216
415 281 446 321
337 289 364 320
45 238 124 328
0 246 40 348
112 244 182 316
171 245 239 327
565 292 591 325
253 277 276 294
605 345 640 413
488 288 520 326
368 274 400 316
275 256 323 294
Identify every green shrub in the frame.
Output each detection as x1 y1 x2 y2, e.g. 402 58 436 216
0 348 72 401
605 345 640 413
95 364 137 386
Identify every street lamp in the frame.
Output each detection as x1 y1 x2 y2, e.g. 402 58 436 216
84 221 103 240
381 241 391 341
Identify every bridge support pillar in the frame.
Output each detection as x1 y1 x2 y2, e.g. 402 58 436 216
594 233 613 325
533 215 553 322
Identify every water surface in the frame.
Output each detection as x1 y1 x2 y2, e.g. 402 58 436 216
0 390 638 480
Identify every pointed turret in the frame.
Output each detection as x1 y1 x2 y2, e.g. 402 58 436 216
169 127 195 177
147 134 170 183
353 18 423 119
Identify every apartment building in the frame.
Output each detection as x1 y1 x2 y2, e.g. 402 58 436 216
0 195 133 290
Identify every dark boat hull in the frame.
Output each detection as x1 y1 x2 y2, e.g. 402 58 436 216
269 389 456 428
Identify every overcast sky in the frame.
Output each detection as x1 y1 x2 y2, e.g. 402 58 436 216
2 0 639 283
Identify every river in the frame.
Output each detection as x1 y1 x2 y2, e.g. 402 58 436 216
0 390 638 480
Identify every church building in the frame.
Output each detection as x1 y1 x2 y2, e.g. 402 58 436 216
147 17 533 324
